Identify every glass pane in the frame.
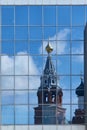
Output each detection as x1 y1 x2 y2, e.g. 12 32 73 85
15 26 28 40
29 41 42 55
62 90 70 104
43 6 56 25
72 27 84 40
29 105 38 125
57 6 71 26
2 105 14 124
72 41 84 54
2 91 14 105
72 76 83 89
2 26 14 40
29 90 38 104
1 56 14 75
71 90 78 104
15 76 28 89
57 41 70 54
59 76 70 90
15 105 28 124
62 105 71 123
29 76 40 90
15 55 28 75
29 56 43 75
29 6 42 25
57 27 70 41
15 6 28 25
30 27 42 40
15 41 28 54
15 91 28 104
72 55 84 74
2 6 14 25
1 76 14 90
57 56 70 75
72 105 81 124
72 6 85 26
44 26 56 40
2 41 14 55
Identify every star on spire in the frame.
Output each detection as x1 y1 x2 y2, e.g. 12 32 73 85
45 39 53 54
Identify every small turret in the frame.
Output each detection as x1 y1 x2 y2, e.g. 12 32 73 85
72 74 84 124
76 78 84 97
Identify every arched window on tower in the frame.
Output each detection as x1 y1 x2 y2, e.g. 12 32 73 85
52 95 55 102
46 93 48 102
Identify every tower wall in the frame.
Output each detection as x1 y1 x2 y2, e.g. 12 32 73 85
78 96 84 109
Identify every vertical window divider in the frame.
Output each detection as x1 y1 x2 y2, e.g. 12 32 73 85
14 5 15 130
42 5 44 129
70 5 72 130
0 6 2 130
28 5 30 130
56 5 57 128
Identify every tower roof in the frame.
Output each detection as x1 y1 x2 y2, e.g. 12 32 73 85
44 55 55 75
76 78 84 97
39 40 62 91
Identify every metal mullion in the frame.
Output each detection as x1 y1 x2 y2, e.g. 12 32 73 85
0 53 84 57
0 24 85 28
70 5 72 129
1 39 85 42
28 6 30 130
84 5 86 127
0 6 2 130
0 74 84 76
14 6 15 130
42 5 44 128
56 5 58 127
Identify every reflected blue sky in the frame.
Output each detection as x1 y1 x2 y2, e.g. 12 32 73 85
0 5 84 125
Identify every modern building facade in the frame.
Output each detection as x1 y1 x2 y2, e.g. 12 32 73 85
0 3 86 130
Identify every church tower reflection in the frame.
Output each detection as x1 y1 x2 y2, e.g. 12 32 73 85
34 41 66 124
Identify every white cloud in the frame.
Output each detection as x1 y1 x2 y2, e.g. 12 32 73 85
72 45 83 54
1 52 40 90
39 28 70 54
72 44 84 63
1 55 14 75
72 55 84 63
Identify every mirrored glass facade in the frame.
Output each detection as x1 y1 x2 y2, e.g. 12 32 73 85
0 5 85 126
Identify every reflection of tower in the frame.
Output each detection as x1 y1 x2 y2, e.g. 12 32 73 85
72 76 85 124
34 41 66 124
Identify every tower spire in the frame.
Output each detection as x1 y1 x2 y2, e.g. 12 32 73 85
80 71 83 82
44 41 55 75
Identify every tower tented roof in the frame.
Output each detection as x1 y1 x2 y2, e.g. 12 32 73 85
44 55 55 75
76 79 84 96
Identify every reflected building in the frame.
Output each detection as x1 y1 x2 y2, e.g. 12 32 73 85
34 42 66 124
72 77 84 124
72 23 86 124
